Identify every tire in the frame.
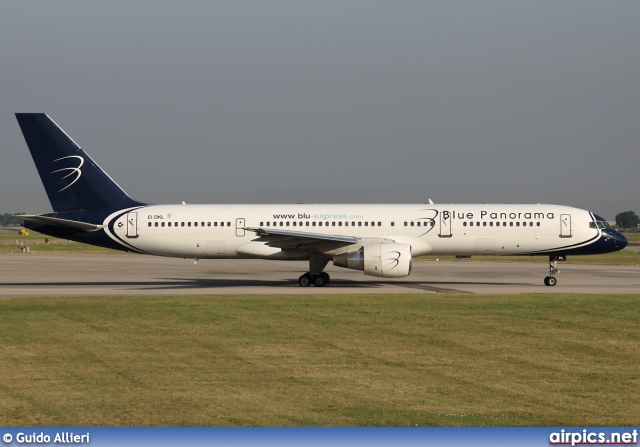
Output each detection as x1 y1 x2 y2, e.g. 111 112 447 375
298 274 311 287
547 277 557 286
313 274 326 287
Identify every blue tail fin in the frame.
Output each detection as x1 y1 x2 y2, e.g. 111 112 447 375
16 113 146 212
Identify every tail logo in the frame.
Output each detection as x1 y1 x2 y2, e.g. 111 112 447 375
50 155 84 192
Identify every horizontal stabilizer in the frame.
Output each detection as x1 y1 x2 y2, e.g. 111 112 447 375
18 214 104 232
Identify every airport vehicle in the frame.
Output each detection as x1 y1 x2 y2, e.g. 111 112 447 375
15 113 627 287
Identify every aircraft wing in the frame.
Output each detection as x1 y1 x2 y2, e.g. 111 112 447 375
245 227 392 250
18 214 104 232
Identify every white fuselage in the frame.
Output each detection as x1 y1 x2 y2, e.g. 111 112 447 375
104 203 597 259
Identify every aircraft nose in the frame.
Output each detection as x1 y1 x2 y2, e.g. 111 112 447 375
603 229 628 251
615 231 628 250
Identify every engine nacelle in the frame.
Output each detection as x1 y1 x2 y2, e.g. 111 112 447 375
333 243 412 278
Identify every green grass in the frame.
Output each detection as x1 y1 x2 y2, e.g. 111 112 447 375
621 231 640 243
0 230 115 254
418 251 640 265
1 294 639 426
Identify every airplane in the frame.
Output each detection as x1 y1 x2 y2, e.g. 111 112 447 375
15 113 628 287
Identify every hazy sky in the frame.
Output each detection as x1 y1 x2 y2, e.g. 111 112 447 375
1 1 639 219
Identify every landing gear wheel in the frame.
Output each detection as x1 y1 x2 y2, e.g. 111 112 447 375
546 276 557 287
298 273 311 287
544 256 560 287
313 274 327 287
319 272 330 285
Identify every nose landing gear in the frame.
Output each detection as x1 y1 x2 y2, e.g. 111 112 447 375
544 255 562 286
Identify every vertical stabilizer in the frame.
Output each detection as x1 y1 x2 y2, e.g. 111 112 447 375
16 113 145 212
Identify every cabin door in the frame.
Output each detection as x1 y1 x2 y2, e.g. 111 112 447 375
439 212 452 238
560 214 572 238
126 212 139 238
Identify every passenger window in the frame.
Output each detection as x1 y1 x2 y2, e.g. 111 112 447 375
378 222 382 226
483 222 487 227
181 222 185 227
404 222 408 226
332 222 336 226
155 222 158 227
510 222 513 227
306 222 309 226
338 222 342 226
207 222 211 227
194 222 198 227
537 222 540 227
312 222 316 227
148 222 152 227
364 222 368 227
351 222 355 226
358 222 362 227
161 222 165 227
463 222 467 227
496 222 500 227
410 222 414 227
286 222 290 226
391 222 394 226
292 222 296 226
489 222 493 227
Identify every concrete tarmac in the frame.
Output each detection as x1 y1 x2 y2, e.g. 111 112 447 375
1 253 638 297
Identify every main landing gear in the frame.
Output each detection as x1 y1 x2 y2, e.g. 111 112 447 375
298 272 330 287
544 255 560 286
298 252 331 287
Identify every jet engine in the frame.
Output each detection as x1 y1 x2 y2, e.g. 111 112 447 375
333 243 412 278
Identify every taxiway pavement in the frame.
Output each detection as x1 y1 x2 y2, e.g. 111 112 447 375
1 253 638 297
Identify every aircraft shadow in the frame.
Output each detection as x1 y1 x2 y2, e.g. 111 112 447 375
0 277 523 292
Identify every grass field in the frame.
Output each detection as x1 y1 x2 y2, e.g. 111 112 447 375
1 230 116 255
1 294 638 426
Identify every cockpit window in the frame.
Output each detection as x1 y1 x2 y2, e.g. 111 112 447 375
591 214 613 229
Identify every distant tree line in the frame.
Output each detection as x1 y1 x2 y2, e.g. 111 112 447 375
0 213 24 227
615 210 640 229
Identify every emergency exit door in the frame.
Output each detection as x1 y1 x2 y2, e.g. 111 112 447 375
235 218 245 237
